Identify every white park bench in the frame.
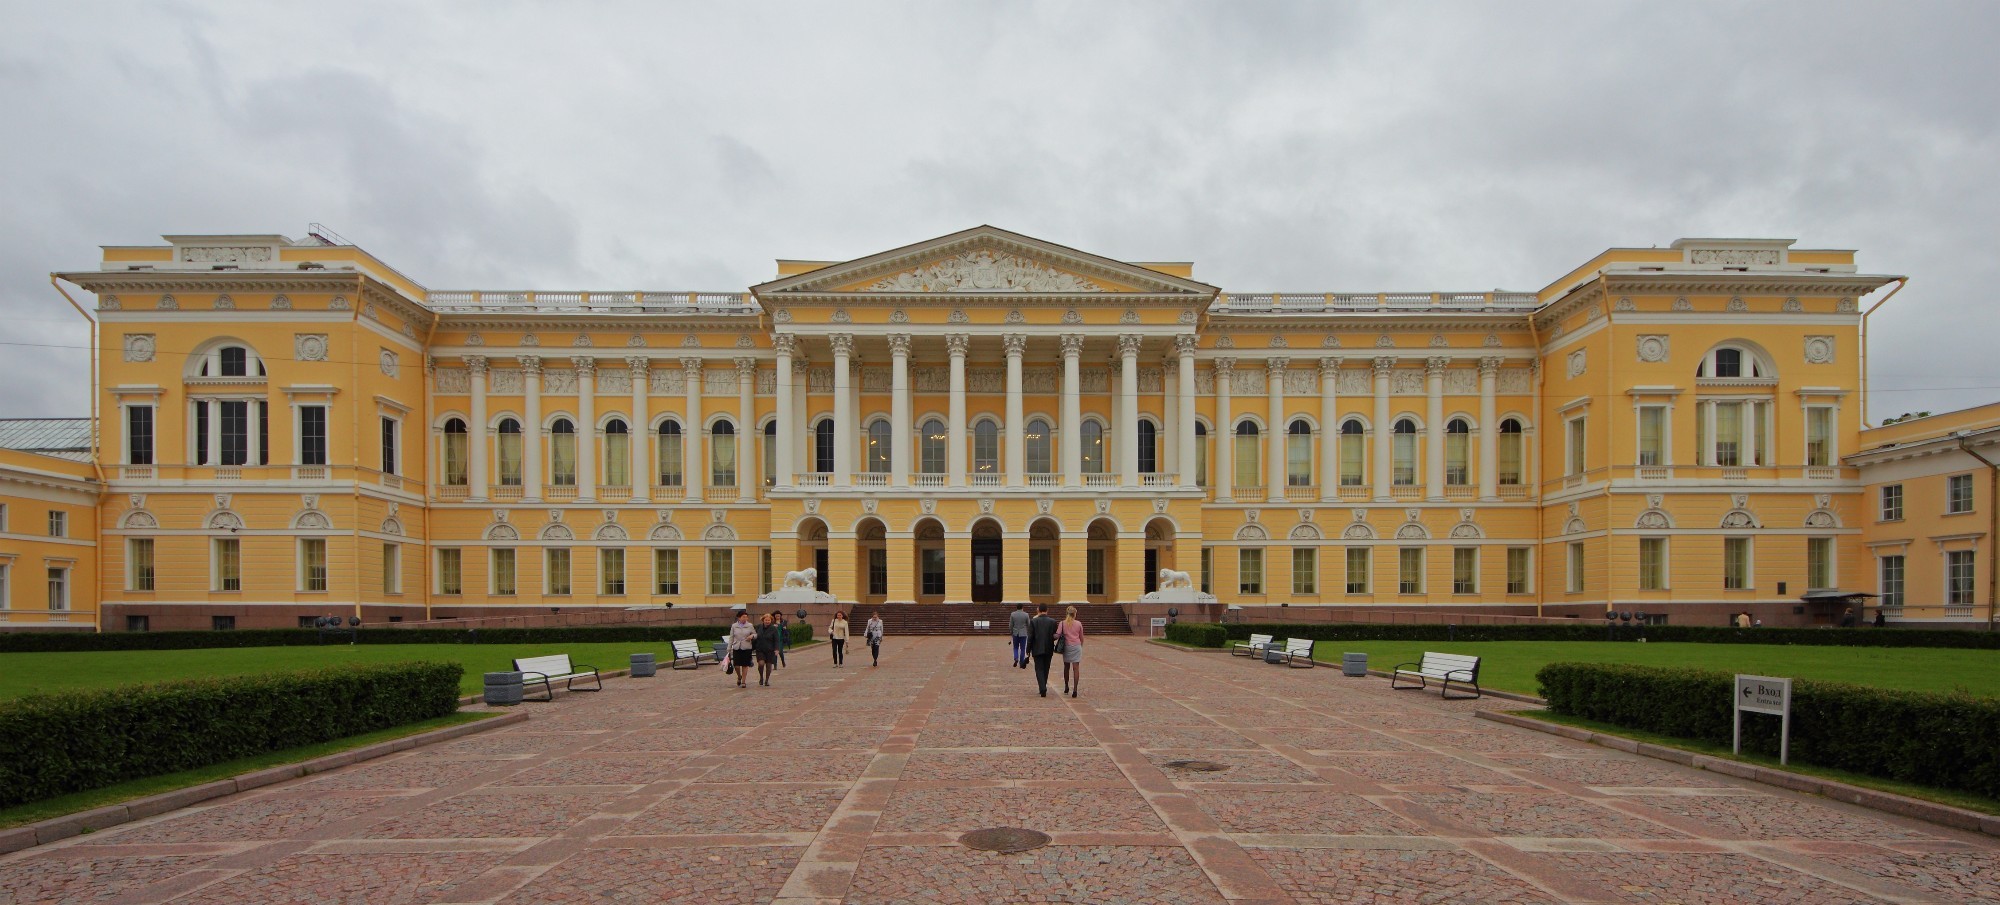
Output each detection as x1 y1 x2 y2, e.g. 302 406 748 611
1271 637 1316 668
1390 652 1483 699
1230 633 1275 658
513 654 602 701
671 638 719 670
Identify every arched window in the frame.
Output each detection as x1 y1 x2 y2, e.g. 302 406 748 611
1194 422 1209 487
442 418 468 486
813 419 835 473
920 418 947 474
866 420 892 474
1498 419 1523 485
1696 343 1774 379
658 420 683 487
1339 419 1366 486
1445 418 1470 485
603 419 630 486
710 420 737 486
1286 419 1313 487
1137 420 1158 474
1392 418 1418 486
496 418 523 486
1234 420 1261 488
973 420 1000 476
1080 421 1105 474
550 418 577 486
1026 418 1052 474
197 344 265 378
763 421 777 486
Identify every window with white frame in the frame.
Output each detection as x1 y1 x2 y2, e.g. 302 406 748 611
47 565 68 611
1339 419 1366 486
1391 419 1418 485
763 421 777 486
1200 546 1213 594
0 562 9 609
126 404 155 465
1698 400 1768 467
709 548 733 596
1238 548 1263 595
300 538 328 592
1286 420 1313 486
1497 418 1524 484
813 419 836 473
1567 542 1585 593
497 418 524 485
1638 537 1666 590
550 419 577 485
1082 420 1107 475
655 548 680 594
1566 415 1586 476
380 416 398 475
868 420 894 474
298 405 328 466
47 511 65 538
1881 484 1903 521
442 418 469 485
1292 548 1316 595
1029 548 1053 596
382 543 401 594
1506 547 1531 594
1637 405 1666 467
1398 547 1423 594
438 548 463 595
491 548 517 595
546 548 571 595
1879 554 1904 608
1345 547 1370 594
214 538 241 591
918 418 945 474
974 420 1000 476
763 548 773 594
197 344 265 378
1087 548 1105 595
600 548 625 595
1805 406 1834 466
657 420 683 486
1948 474 1974 514
1194 422 1210 486
604 419 631 486
1807 537 1834 590
1452 547 1477 594
1234 420 1261 487
1444 419 1470 485
1139 420 1159 474
128 538 154 591
1948 550 1976 607
1723 538 1751 590
1026 418 1053 474
1696 344 1772 379
710 420 737 486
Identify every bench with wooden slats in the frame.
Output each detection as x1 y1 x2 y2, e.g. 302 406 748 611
671 638 719 670
1390 652 1482 699
1230 633 1275 658
513 654 602 701
1271 637 1316 668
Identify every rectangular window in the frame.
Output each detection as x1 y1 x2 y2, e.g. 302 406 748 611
301 538 328 592
1506 547 1530 594
299 405 328 466
1339 429 1364 486
1880 555 1905 608
1805 406 1834 466
1638 537 1666 590
128 538 154 591
127 615 149 632
258 401 269 466
708 549 733 596
1200 546 1213 594
382 543 400 594
0 563 9 610
600 548 625 595
1949 474 1974 514
1723 538 1750 590
1497 429 1522 485
605 430 630 487
1029 548 1053 596
1807 537 1833 590
1392 429 1416 486
1444 429 1468 486
1637 405 1665 467
1948 550 1976 606
1235 430 1261 488
1194 430 1209 487
658 425 683 486
127 405 155 465
1713 401 1741 466
1452 547 1477 594
0 503 6 531
1287 430 1312 486
1292 548 1316 595
1398 548 1423 594
546 548 571 595
552 428 577 485
868 547 888 596
1881 484 1903 521
1238 548 1263 595
762 548 773 594
1567 542 1585 593
380 417 398 475
211 615 234 631
1566 416 1586 476
498 427 523 485
492 548 517 596
439 548 463 595
1346 547 1369 594
47 511 66 538
654 549 679 594
219 400 248 466
195 400 209 465
214 538 241 591
1088 548 1107 596
921 548 946 596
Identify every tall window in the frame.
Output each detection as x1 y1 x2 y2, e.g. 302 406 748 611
382 543 400 594
195 401 208 465
0 562 8 609
46 567 68 611
497 419 523 485
868 548 888 596
658 421 683 486
763 549 772 595
1567 542 1586 592
1452 547 1477 594
867 420 893 474
1081 421 1105 474
1723 538 1750 590
1286 420 1312 486
1879 555 1904 608
974 420 1000 475
379 416 397 475
1138 420 1158 474
126 405 154 465
214 538 241 591
258 401 269 465
813 419 835 473
1029 548 1053 596
1949 474 1974 514
1881 484 1903 521
1025 418 1052 473
1088 549 1106 595
655 549 679 594
1339 420 1365 486
439 548 463 595
604 419 630 486
1392 419 1418 485
1506 547 1530 594
128 538 155 591
1201 546 1213 594
1948 550 1976 606
1234 420 1261 487
1238 548 1264 595
492 548 517 595
1444 418 1469 484
301 538 327 592
1292 548 1316 595
763 421 777 485
550 419 577 485
1637 406 1665 467
1345 547 1369 594
1806 406 1834 466
1638 538 1666 590
709 549 733 595
1565 416 1586 476
1498 418 1523 484
1807 537 1833 589
1398 548 1423 594
1702 401 1768 466
546 548 571 595
918 418 945 474
442 418 469 485
921 549 946 595
1194 422 1209 486
710 420 736 486
300 405 328 466
205 400 249 466
601 549 626 595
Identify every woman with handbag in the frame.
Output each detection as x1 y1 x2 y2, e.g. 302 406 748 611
864 612 885 667
1058 605 1085 697
727 611 757 689
828 610 849 667
753 613 782 687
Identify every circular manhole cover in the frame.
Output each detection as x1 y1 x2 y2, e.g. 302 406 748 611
959 827 1052 853
1163 759 1231 773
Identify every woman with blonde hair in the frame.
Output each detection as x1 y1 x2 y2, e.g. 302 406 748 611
828 610 850 667
1057 605 1084 697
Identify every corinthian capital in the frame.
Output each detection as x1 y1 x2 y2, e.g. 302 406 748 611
518 355 543 376
735 356 757 375
1479 356 1504 377
1373 356 1397 374
1214 356 1235 376
828 334 853 357
625 355 650 373
946 333 970 356
681 356 704 373
1319 355 1342 376
772 334 796 356
571 356 596 375
887 334 911 357
1060 334 1084 357
1174 334 1198 355
465 354 488 374
1425 356 1450 376
1003 334 1026 357
1118 334 1143 358
1266 356 1291 375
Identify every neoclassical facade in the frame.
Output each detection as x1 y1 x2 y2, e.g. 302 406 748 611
0 226 1919 630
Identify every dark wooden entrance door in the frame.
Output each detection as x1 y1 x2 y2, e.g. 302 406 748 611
971 539 1002 602
815 547 830 592
1144 548 1159 593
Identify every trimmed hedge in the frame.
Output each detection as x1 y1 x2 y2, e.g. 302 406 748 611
0 661 463 808
1537 662 2000 800
0 624 742 654
1207 621 2000 649
1166 622 1229 648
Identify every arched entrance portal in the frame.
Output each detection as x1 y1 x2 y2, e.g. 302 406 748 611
970 518 1003 603
1086 518 1118 604
796 517 829 593
1028 518 1061 607
855 518 887 604
1143 517 1176 594
913 518 946 604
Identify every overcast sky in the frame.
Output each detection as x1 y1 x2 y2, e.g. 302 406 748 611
1 2 1994 421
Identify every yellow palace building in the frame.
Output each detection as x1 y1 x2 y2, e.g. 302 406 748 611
6 225 1988 632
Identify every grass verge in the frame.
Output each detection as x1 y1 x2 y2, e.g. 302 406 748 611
0 711 493 829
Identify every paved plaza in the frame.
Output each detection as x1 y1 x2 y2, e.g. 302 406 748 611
4 637 1997 904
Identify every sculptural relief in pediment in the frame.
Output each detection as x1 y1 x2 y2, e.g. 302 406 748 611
862 249 1106 293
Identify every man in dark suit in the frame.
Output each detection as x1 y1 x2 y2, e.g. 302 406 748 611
1026 604 1061 697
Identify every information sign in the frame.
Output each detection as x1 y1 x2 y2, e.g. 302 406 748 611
1149 617 1169 637
1733 674 1793 764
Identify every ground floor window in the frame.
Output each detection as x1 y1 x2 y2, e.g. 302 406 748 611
439 548 463 595
1292 548 1316 595
1452 547 1477 594
1239 548 1264 595
1879 555 1904 608
129 538 155 591
1398 548 1423 594
600 549 625 596
920 549 945 596
1087 549 1106 596
382 543 401 594
1948 550 1975 606
1806 537 1833 589
1506 547 1530 594
1638 538 1666 591
1029 548 1053 596
214 538 241 592
492 548 517 596
301 538 328 592
47 566 69 610
655 549 679 595
1345 547 1369 594
762 549 773 595
1200 547 1213 594
547 548 571 595
1722 538 1749 591
1568 542 1587 593
709 549 734 596
869 548 888 596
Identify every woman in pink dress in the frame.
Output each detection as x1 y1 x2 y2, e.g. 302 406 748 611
1058 605 1085 698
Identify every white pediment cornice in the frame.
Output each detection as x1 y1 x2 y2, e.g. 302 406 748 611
750 225 1218 299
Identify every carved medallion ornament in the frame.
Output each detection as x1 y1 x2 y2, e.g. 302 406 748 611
1727 296 1749 313
1007 308 1026 324
1567 349 1587 378
99 294 121 311
270 294 291 310
1616 297 1636 312
157 294 178 310
1375 334 1394 348
868 249 1102 293
1322 335 1342 348
213 294 235 310
1636 335 1669 363
123 334 156 363
627 334 646 348
1803 336 1835 364
1784 297 1803 313
379 349 400 378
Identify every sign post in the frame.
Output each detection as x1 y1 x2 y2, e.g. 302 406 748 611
1149 617 1168 638
1733 674 1793 765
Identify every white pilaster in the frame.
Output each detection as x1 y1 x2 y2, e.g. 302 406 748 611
521 356 542 501
1120 335 1141 487
1372 357 1393 500
1319 356 1339 502
682 357 702 502
1177 336 1197 489
889 334 911 487
1004 334 1025 488
1215 357 1235 501
947 333 968 487
774 336 794 490
737 357 756 502
1267 357 1288 501
1479 356 1500 500
574 356 596 502
627 356 649 503
1162 359 1178 477
831 334 853 487
1061 334 1083 488
1426 357 1447 500
467 355 489 501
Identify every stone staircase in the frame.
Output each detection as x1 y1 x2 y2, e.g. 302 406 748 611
840 604 1132 636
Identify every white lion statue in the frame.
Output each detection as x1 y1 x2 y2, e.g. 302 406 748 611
782 567 819 589
1158 568 1193 590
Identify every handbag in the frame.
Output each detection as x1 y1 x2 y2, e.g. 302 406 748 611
1053 634 1066 654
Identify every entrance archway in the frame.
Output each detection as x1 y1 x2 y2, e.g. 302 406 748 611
913 518 946 604
796 517 829 593
1028 518 1061 607
970 518 1004 603
855 518 887 604
1143 517 1176 594
1086 518 1118 604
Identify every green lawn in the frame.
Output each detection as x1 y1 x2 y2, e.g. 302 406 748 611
1308 641 2000 698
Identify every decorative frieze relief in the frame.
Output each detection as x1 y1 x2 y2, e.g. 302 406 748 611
968 368 1005 394
543 368 578 393
914 367 948 393
489 369 524 393
1080 368 1110 394
650 368 684 394
598 368 632 394
1498 368 1532 394
1022 368 1058 394
808 367 833 393
1139 368 1164 393
703 369 738 395
862 367 891 393
180 245 271 264
1284 369 1316 394
868 250 1103 293
1690 248 1779 266
1232 369 1264 395
433 368 469 393
1390 369 1424 395
1444 369 1477 394
756 370 777 395
1336 369 1371 394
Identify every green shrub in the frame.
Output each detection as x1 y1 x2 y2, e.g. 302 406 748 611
0 624 740 654
1167 622 1229 648
0 661 463 808
1537 661 2000 800
788 620 814 645
1210 622 2000 649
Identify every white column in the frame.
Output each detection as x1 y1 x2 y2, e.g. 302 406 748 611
736 357 756 502
682 357 702 502
1267 357 1288 501
467 355 489 500
831 334 853 487
574 357 597 501
947 333 968 487
1120 335 1141 487
627 356 649 502
1162 359 1178 478
889 334 911 487
247 395 263 469
792 357 809 477
521 356 543 502
1372 357 1393 500
206 396 221 467
1426 357 1447 500
774 336 794 490
1004 334 1025 488
1320 356 1340 502
1215 357 1235 501
1176 336 1197 488
1061 334 1083 487
1702 399 1716 467
1479 356 1500 500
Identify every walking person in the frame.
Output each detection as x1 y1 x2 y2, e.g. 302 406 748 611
1026 604 1060 697
774 610 790 667
1058 605 1085 697
864 611 885 667
1009 602 1031 668
727 610 757 689
829 610 849 667
754 613 782 687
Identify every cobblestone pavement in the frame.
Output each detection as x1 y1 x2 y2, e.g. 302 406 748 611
5 637 1997 904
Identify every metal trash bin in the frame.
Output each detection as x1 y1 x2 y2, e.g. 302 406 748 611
1264 648 1285 664
1341 653 1368 677
484 671 524 706
713 641 728 665
630 653 657 678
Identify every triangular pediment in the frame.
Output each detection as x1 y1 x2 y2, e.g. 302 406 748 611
751 225 1217 298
